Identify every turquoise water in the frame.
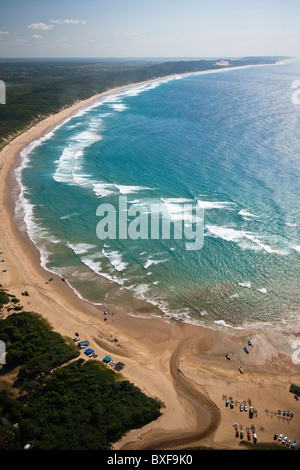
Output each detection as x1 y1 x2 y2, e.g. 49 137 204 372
16 61 300 329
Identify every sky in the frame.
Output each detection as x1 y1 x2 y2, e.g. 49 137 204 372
0 0 299 58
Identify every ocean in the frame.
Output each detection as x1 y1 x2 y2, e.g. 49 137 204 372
15 59 300 332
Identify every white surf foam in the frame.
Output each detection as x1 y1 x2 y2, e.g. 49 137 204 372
92 182 116 197
198 200 235 209
257 287 268 294
206 224 289 255
213 319 244 329
92 183 153 197
238 209 259 220
229 293 239 299
114 185 152 195
286 222 298 227
80 254 126 286
200 310 208 316
53 129 101 185
238 281 252 289
108 102 127 112
144 257 168 269
60 212 80 220
102 249 128 272
67 242 98 255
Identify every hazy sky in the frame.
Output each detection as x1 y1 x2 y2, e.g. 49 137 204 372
0 0 299 58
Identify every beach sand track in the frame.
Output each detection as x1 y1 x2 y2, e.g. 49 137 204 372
117 338 221 450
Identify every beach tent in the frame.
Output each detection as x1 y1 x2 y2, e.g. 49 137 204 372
103 356 111 363
84 348 94 355
290 384 300 396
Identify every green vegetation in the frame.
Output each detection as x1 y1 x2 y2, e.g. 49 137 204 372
0 310 162 450
240 441 295 450
0 56 288 148
0 289 23 313
0 289 10 309
0 311 80 380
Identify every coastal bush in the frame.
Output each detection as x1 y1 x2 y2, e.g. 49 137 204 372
0 309 162 449
0 290 10 309
0 359 161 450
0 311 80 378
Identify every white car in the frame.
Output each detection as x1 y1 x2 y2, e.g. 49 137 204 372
282 436 288 445
278 434 283 441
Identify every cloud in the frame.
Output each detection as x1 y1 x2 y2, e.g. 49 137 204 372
50 19 86 25
32 34 43 39
0 31 9 35
28 23 53 31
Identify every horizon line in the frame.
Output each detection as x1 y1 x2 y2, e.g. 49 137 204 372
0 55 294 61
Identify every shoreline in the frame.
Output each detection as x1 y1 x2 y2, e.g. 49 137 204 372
1 69 300 450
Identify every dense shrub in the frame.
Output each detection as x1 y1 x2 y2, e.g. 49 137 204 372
0 310 162 449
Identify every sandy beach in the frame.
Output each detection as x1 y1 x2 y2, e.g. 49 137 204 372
1 77 300 450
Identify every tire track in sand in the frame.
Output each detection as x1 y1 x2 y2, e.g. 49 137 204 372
119 338 221 450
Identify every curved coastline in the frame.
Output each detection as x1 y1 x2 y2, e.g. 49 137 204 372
12 60 298 336
1 72 300 450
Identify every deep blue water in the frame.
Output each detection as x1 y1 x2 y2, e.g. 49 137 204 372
16 60 300 330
